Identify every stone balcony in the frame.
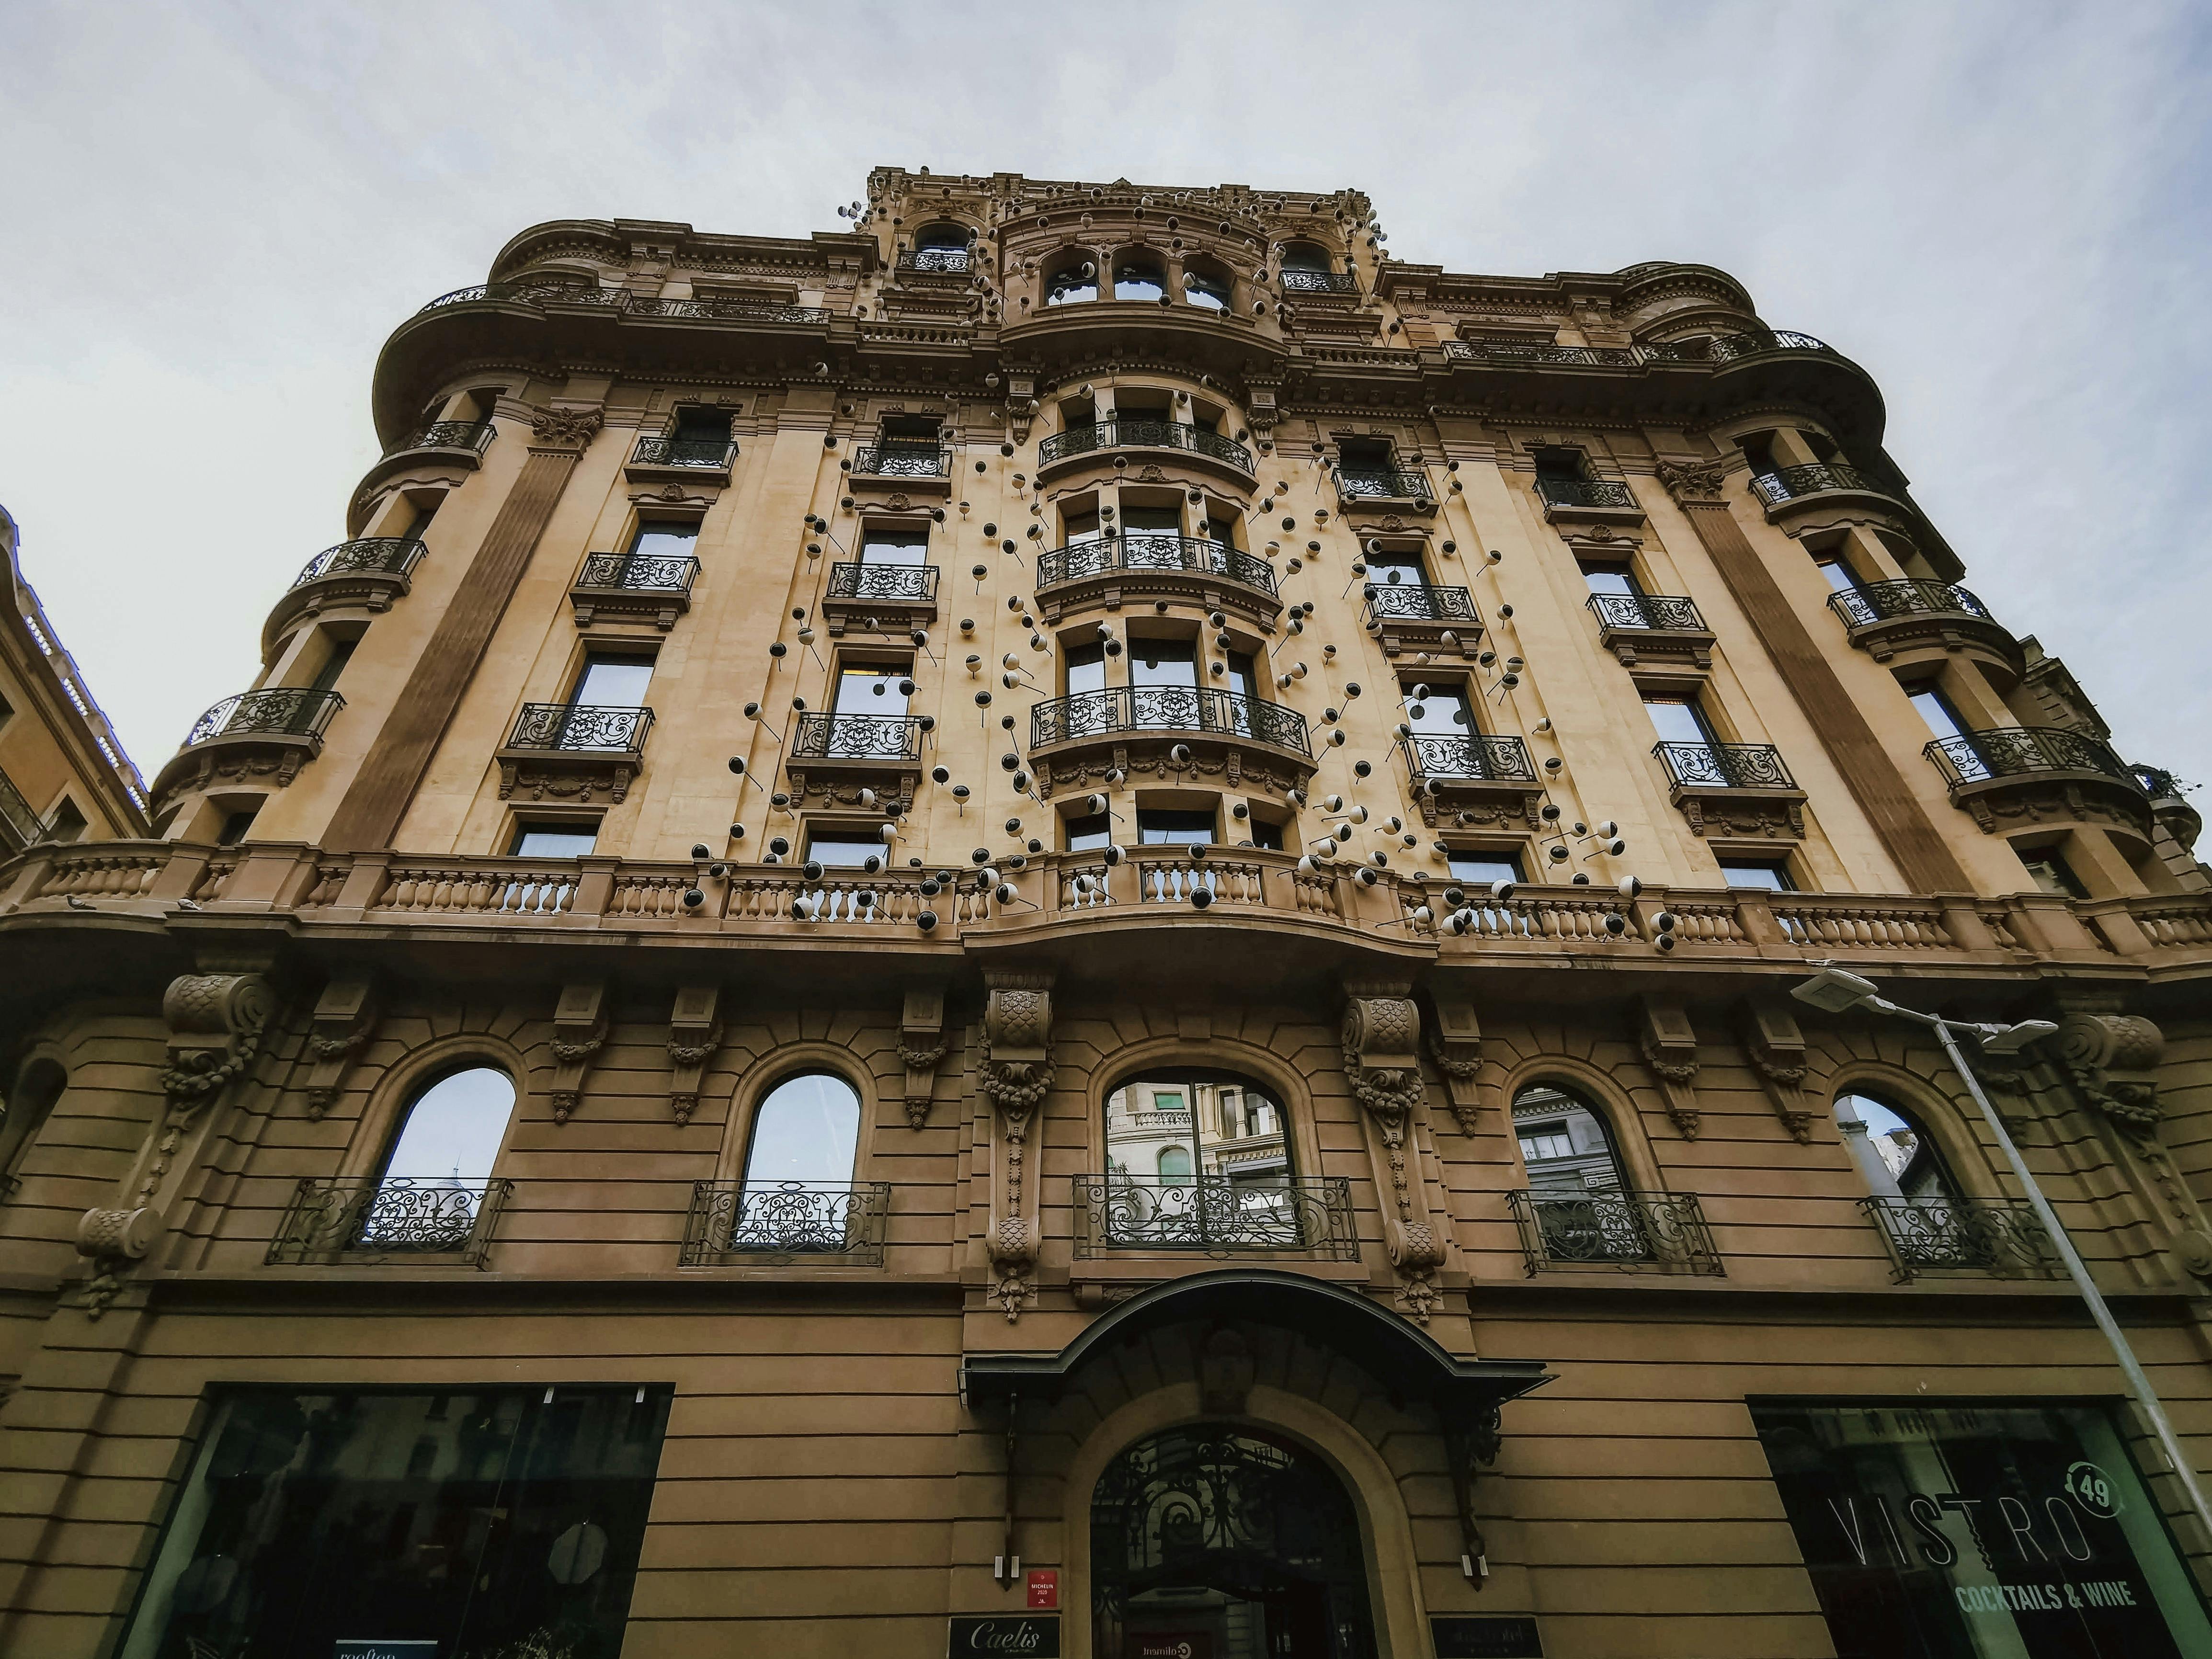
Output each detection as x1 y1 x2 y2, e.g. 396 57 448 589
625 433 736 485
821 560 940 637
1537 476 1645 528
785 711 927 814
1923 726 2154 845
494 703 654 806
356 417 494 499
1333 466 1436 516
1825 579 2023 686
1027 686 1315 800
1652 740 1807 841
1038 419 1257 489
1362 581 1481 657
264 537 426 657
150 687 345 813
1750 461 1908 523
844 443 953 495
1034 534 1280 630
1399 734 1543 831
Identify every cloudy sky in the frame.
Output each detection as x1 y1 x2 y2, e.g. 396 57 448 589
4 1 2208 799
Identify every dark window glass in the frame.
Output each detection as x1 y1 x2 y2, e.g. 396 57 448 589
1065 812 1111 852
1247 817 1285 852
2019 849 2087 899
1718 858 1796 891
44 798 88 843
215 807 260 847
1136 808 1215 846
1278 243 1331 273
401 498 441 540
513 823 597 858
1739 432 1779 475
120 1386 670 1659
1224 651 1258 698
672 406 729 443
1533 447 1586 481
1339 437 1393 469
307 637 355 693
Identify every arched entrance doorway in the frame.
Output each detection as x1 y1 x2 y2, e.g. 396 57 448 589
1092 1422 1377 1659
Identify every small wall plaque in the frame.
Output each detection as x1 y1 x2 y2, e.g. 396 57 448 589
1431 1614 1543 1658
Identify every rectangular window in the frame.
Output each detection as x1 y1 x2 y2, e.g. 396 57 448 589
1814 552 1861 592
1750 1400 2212 1658
1062 507 1103 544
1064 642 1107 698
2020 848 2087 899
120 1386 671 1659
402 497 441 540
1448 849 1525 886
1137 808 1215 846
1064 811 1111 852
1203 517 1239 548
1339 437 1394 469
1581 565 1639 597
1642 695 1714 749
629 518 698 559
1718 858 1796 891
859 525 929 565
1517 1124 1575 1162
1120 505 1181 533
215 806 260 848
672 406 730 443
832 663 910 717
1906 682 1970 742
512 822 598 857
1246 815 1285 852
45 799 88 844
572 654 653 708
1532 446 1587 482
805 832 884 868
1366 548 1427 590
1223 650 1259 698
1405 681 1472 736
307 636 356 693
1129 637 1198 689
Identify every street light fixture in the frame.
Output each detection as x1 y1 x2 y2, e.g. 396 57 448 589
1791 963 2212 1538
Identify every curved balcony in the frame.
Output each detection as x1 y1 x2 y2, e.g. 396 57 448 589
355 418 494 503
1362 582 1481 657
1400 734 1542 830
1537 476 1644 526
1923 727 2153 845
1034 534 1280 628
2136 765 2203 855
1452 341 1638 370
626 433 735 484
151 687 345 810
1653 740 1806 841
496 703 653 806
263 537 425 657
1037 419 1255 487
1334 466 1435 513
1751 461 1908 523
569 551 701 630
1585 591 1714 670
1826 579 2022 685
1028 685 1313 799
822 561 939 636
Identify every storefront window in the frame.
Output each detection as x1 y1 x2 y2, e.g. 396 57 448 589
121 1386 670 1659
1752 1400 2212 1657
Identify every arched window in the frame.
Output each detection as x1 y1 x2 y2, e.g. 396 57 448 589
728 1071 866 1254
1181 261 1231 312
1095 1070 1322 1251
910 221 970 273
1836 1091 1956 1201
1278 241 1332 273
1045 255 1098 306
359 1066 516 1252
1836 1089 2045 1277
0 1058 67 1195
1511 1083 1653 1265
1111 255 1167 303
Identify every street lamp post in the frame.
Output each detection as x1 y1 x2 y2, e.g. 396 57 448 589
1792 964 2212 1541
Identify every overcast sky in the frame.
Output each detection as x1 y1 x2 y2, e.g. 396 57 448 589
4 1 2207 802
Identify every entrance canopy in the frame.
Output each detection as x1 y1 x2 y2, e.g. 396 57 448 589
962 1268 1550 1414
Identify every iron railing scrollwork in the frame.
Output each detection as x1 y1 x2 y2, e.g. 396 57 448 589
1364 582 1477 623
505 704 654 754
266 1177 511 1267
1537 477 1638 510
1861 1195 2059 1282
1752 462 1888 505
849 443 952 479
682 1180 891 1265
826 562 940 603
575 553 701 594
1401 734 1538 784
1336 466 1433 502
627 295 831 324
1457 342 1639 368
290 537 425 590
1702 328 1834 360
1030 687 1311 757
1036 533 1277 598
415 280 626 314
1923 727 2139 790
898 247 971 274
1653 741 1797 791
630 434 735 470
791 712 925 761
1586 591 1708 632
390 420 493 457
184 688 345 749
1826 579 1995 629
1072 1173 1357 1259
1506 1188 1723 1274
1278 269 1357 294
1038 419 1256 475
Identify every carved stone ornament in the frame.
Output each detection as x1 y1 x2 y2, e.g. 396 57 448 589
2053 1011 2164 1133
1656 458 1729 506
138 972 275 1208
1637 995 1703 1139
1740 1000 1816 1144
666 985 723 1126
529 404 604 450
981 974 1053 1321
549 980 609 1126
304 977 378 1121
74 1204 162 1320
899 983 949 1129
1426 997 1483 1134
1342 985 1443 1322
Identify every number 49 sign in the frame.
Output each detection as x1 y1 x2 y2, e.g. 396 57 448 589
2066 1460 2121 1519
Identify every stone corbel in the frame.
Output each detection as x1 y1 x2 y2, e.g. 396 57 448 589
550 981 609 1126
303 977 379 1121
1656 457 1729 507
1005 374 1038 444
1636 995 1702 1139
666 985 723 1127
74 1205 163 1320
529 404 604 453
2047 1006 2212 1273
981 973 1053 1321
138 972 274 1208
1343 982 1446 1324
1740 1000 1816 1144
899 983 949 1129
1426 996 1483 1134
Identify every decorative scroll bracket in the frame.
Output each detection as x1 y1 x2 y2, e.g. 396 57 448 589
1637 995 1702 1140
2047 1006 2212 1274
1426 995 1484 1134
304 977 379 1121
1740 999 1816 1144
899 982 949 1129
550 980 609 1126
981 973 1053 1321
1343 979 1447 1324
667 985 723 1127
140 971 274 1209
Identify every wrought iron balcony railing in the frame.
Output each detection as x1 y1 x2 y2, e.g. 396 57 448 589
1586 592 1709 632
825 561 940 603
849 443 952 479
0 765 45 850
1751 462 1889 505
898 247 971 274
681 1180 891 1265
1826 578 1995 629
289 537 426 590
267 1176 512 1267
1400 734 1539 784
1537 477 1638 510
791 711 925 762
631 434 735 470
1031 686 1311 757
1072 1173 1358 1259
416 280 627 313
1036 533 1278 598
505 704 653 754
1505 1188 1723 1274
1336 466 1432 502
1456 342 1639 368
1038 419 1256 475
627 294 831 325
388 419 493 457
1653 741 1797 791
1279 269 1357 294
184 688 345 749
575 552 701 594
1364 582 1478 623
413 283 831 327
1860 1195 2059 1282
1923 727 2139 790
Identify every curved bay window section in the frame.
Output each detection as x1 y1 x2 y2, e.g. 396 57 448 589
1043 253 1100 306
150 686 346 821
1077 1071 1354 1259
899 222 972 277
266 535 426 656
1824 574 2024 686
1920 724 2153 845
1840 1091 2056 1281
269 1067 517 1266
1037 416 1256 485
1032 685 1311 761
1035 530 1280 628
685 1072 888 1266
1507 1084 1720 1274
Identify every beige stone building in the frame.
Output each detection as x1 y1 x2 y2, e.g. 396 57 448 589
1 168 2210 1659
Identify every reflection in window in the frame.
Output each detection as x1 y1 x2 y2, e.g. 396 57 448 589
119 1386 669 1659
1113 258 1167 302
1718 858 1795 891
1100 1071 1300 1249
1836 1091 1955 1201
1512 1083 1649 1263
1183 266 1231 311
1046 258 1099 305
358 1067 517 1252
728 1071 866 1254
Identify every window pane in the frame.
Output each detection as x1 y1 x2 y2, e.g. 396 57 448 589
1405 684 1471 735
1717 860 1794 891
744 1072 860 1187
860 528 929 565
1137 809 1215 845
805 835 882 868
382 1068 516 1185
1907 686 1967 741
1582 567 1637 596
1065 644 1107 697
630 520 698 558
1248 817 1285 851
1366 552 1426 588
1642 697 1709 747
1065 812 1110 852
1114 262 1167 302
513 825 598 858
1448 851 1524 885
574 657 653 707
1130 640 1197 688
1816 557 1860 592
833 665 910 716
2020 850 2087 898
1512 1084 1629 1194
1836 1092 1953 1199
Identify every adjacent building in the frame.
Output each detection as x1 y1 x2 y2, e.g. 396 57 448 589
1 167 2209 1659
